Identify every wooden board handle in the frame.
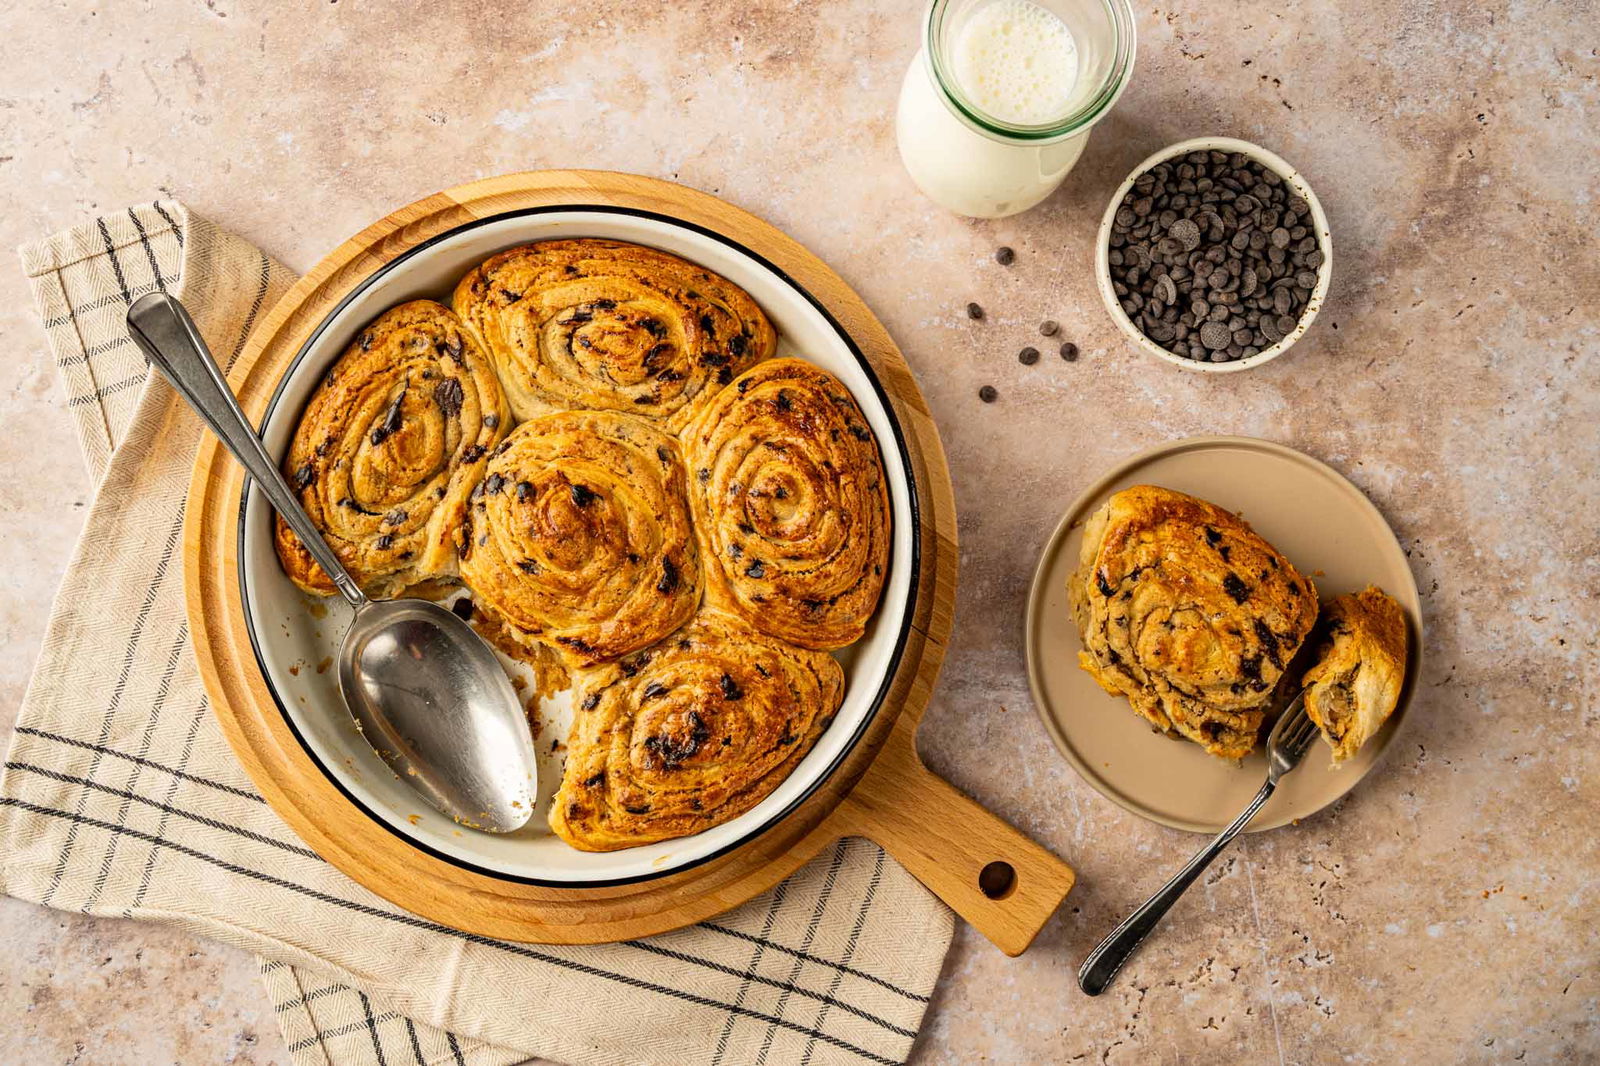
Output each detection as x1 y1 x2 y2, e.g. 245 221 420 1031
839 716 1075 956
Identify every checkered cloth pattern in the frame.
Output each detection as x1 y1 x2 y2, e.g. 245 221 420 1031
1 202 953 1066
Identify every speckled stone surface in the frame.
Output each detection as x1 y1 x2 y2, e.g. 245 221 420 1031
1 1 1596 1063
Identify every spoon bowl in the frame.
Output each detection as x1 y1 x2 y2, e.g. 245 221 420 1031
126 291 536 833
340 598 533 830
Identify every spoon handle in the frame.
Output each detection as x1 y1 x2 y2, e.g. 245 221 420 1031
126 292 368 608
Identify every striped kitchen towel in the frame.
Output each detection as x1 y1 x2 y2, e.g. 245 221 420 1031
1 203 954 1066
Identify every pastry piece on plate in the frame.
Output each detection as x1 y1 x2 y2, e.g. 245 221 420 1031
1302 585 1409 763
549 609 844 851
452 239 775 433
457 410 701 669
1070 484 1320 759
274 300 510 598
682 358 891 651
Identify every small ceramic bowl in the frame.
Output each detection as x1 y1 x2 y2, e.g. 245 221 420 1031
1095 136 1333 373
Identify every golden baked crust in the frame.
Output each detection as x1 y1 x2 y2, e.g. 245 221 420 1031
1070 485 1319 759
274 301 509 598
452 239 775 433
457 410 702 669
1302 585 1408 763
549 610 844 851
682 358 890 650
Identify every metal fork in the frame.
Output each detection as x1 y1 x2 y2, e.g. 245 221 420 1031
1077 693 1321 996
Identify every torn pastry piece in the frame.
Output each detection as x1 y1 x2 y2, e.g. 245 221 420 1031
549 609 843 851
1069 485 1320 759
274 300 509 598
1302 586 1409 763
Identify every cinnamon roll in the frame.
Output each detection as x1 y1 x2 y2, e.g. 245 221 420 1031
682 358 890 651
549 610 845 851
452 239 775 433
457 410 701 669
1302 586 1408 763
1070 485 1319 759
274 301 509 598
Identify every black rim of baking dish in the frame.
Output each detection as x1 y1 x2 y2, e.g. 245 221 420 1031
237 203 924 889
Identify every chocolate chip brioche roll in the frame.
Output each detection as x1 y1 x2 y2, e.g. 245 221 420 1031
275 301 509 597
458 410 701 669
452 239 775 433
682 358 891 651
1070 485 1319 759
550 610 845 851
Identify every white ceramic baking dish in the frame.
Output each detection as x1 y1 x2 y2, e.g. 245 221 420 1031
237 208 919 886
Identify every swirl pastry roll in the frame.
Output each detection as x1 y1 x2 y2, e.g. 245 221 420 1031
458 411 701 668
550 610 845 851
682 358 891 651
1070 485 1319 759
275 301 509 597
452 239 775 432
1302 586 1408 763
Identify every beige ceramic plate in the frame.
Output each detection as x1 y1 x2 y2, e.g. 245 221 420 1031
1025 436 1422 833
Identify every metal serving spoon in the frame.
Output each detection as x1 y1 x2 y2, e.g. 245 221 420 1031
126 292 536 833
1078 693 1321 995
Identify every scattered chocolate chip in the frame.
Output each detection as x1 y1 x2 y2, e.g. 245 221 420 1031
570 483 597 507
966 302 985 320
483 413 499 429
656 558 679 594
719 673 743 701
1059 342 1079 362
994 246 1015 266
580 692 600 711
744 558 766 579
460 444 486 463
1018 346 1040 366
978 384 998 403
1222 573 1250 603
1039 320 1059 337
292 463 315 490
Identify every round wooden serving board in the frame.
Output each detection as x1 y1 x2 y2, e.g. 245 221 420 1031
184 171 1075 956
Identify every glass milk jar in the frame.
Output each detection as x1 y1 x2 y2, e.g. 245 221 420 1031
896 0 1137 218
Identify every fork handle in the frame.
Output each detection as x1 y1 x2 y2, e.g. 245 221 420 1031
1078 777 1277 996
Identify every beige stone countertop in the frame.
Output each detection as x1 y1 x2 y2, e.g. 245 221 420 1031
1 1 1595 1062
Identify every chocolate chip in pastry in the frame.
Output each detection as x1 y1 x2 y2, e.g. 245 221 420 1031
1069 484 1319 759
549 609 844 851
274 300 510 598
1302 585 1408 763
452 239 775 433
682 358 891 651
457 410 701 669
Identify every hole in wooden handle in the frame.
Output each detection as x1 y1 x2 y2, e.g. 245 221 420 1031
978 860 1016 900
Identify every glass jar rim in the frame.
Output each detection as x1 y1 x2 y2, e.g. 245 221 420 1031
924 0 1138 142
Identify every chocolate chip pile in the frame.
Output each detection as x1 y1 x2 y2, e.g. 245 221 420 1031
1107 150 1325 363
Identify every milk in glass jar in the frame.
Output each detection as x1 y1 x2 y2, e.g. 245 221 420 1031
896 0 1137 218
